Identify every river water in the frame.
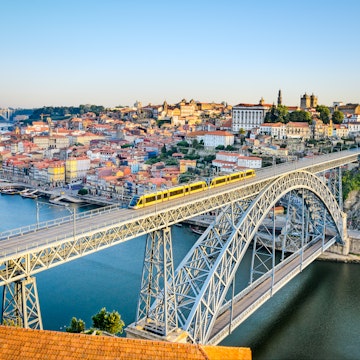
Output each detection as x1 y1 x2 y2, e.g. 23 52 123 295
1 194 359 359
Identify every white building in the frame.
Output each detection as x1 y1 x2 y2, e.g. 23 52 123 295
203 131 234 148
237 155 262 168
347 122 360 134
259 122 287 139
232 98 272 132
212 151 262 171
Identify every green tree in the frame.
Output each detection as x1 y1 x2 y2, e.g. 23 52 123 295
264 105 277 123
192 139 199 148
277 105 289 123
176 140 189 147
316 105 331 124
66 317 85 333
342 169 360 200
286 110 312 123
165 158 179 166
92 308 125 335
161 144 167 155
264 105 288 123
332 110 344 124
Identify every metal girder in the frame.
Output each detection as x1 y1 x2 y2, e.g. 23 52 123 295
1 151 356 285
1 276 42 329
327 167 343 210
136 227 177 336
169 171 346 344
0 151 357 332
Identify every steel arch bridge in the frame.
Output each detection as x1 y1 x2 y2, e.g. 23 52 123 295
131 170 347 344
1 150 358 339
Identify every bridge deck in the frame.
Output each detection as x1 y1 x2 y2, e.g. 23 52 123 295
0 150 358 277
208 237 335 345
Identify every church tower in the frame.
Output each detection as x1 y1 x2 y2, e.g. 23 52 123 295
277 90 282 106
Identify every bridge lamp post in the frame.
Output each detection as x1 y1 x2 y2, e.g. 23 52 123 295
66 207 76 239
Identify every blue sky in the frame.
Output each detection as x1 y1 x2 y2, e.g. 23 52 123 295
1 0 359 109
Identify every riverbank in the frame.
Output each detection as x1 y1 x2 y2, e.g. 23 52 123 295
317 252 360 263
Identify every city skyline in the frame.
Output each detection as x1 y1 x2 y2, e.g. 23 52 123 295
1 0 360 109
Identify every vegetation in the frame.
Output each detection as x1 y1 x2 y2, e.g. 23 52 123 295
264 104 289 123
66 317 85 333
2 319 19 327
332 110 344 124
91 307 125 335
264 107 311 124
65 307 125 335
286 110 312 123
78 188 88 195
30 104 105 120
342 169 360 200
316 105 331 124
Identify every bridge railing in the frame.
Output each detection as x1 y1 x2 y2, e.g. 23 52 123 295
0 204 120 240
1 150 358 256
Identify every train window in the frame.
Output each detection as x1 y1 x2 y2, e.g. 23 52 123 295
129 196 140 207
216 178 226 184
191 183 204 191
169 188 184 197
145 195 156 203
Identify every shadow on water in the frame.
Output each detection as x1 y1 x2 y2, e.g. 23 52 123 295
221 262 333 359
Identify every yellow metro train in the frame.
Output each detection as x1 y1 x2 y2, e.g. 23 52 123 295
128 169 255 209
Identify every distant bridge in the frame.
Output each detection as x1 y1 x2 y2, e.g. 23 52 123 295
0 149 359 343
0 108 14 122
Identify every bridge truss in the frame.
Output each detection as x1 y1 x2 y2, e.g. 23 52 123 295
1 151 356 335
133 170 347 344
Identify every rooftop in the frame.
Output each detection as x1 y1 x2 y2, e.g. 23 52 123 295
0 326 251 360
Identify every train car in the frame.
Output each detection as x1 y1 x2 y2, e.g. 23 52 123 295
128 170 255 209
209 169 254 188
128 181 207 209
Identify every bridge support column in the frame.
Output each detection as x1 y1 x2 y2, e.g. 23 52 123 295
133 226 178 337
1 276 43 329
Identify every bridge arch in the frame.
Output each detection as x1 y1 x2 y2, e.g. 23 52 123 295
173 171 347 343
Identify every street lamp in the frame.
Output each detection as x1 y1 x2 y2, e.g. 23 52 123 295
66 207 76 239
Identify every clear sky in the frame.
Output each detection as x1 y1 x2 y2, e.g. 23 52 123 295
1 0 359 109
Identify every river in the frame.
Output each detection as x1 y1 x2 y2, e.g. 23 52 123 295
1 194 359 359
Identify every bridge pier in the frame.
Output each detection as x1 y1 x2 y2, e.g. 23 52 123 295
130 226 180 339
1 276 43 329
126 321 189 343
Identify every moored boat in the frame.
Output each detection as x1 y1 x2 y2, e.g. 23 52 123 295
190 226 205 235
0 188 20 195
20 189 39 199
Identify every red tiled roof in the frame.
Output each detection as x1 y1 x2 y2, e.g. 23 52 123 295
0 326 251 360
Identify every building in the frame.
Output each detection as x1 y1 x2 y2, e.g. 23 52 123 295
65 156 90 184
259 122 287 139
203 131 234 148
48 161 65 185
232 98 272 132
300 93 318 109
212 151 262 172
286 122 311 139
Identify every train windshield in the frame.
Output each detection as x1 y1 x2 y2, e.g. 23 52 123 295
129 195 141 208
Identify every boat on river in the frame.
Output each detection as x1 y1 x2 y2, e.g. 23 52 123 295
0 188 20 195
190 226 205 235
20 189 39 199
